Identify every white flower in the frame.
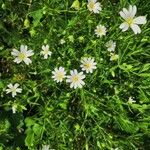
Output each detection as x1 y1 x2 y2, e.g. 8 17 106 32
41 145 50 150
128 97 136 104
80 57 97 73
52 67 66 83
119 5 147 34
6 83 22 97
106 40 116 52
60 39 66 44
95 25 107 37
40 45 52 59
66 69 85 89
87 0 102 14
11 45 34 65
110 53 119 61
12 104 17 113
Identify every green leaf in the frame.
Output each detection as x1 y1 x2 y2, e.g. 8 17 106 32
25 118 35 127
29 9 43 27
0 81 4 89
116 116 139 134
25 129 34 148
139 73 150 77
140 63 150 72
139 88 149 103
33 123 43 137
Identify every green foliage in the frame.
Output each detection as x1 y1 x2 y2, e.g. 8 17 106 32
0 0 150 149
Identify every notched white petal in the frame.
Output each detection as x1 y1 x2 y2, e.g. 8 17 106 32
130 24 141 34
134 16 147 25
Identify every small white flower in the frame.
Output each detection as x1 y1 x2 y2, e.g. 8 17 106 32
119 5 147 34
128 97 136 104
41 145 50 150
87 0 102 14
95 25 107 37
66 69 85 89
106 40 116 52
11 45 34 65
110 53 119 61
52 67 66 83
40 45 52 59
6 83 22 97
12 104 17 114
80 57 97 73
60 39 66 44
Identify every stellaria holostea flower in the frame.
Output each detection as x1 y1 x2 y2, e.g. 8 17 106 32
66 69 85 89
119 5 147 34
11 45 34 65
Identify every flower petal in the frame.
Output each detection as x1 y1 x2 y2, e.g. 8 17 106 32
26 50 34 57
129 5 137 18
119 11 127 19
11 49 19 56
12 92 17 97
6 89 11 94
42 45 45 50
122 8 129 16
14 58 22 63
23 58 32 65
130 24 141 34
66 78 71 83
7 83 13 88
44 54 48 59
130 5 137 18
14 83 19 88
46 45 49 49
16 88 22 93
119 22 129 31
133 16 147 25
20 45 27 52
70 83 74 88
74 69 78 75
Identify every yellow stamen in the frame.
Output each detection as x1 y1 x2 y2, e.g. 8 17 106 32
88 2 95 9
97 28 102 33
18 53 25 60
72 75 79 82
126 18 134 25
11 88 16 93
44 49 49 54
56 73 64 80
84 63 91 69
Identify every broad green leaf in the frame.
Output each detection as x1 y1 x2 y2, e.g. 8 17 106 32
33 123 43 137
25 129 34 148
29 9 43 27
25 118 35 127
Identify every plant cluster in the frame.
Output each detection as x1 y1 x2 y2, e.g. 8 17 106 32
0 0 150 150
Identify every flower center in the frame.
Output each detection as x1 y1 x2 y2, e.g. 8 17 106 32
11 87 16 93
88 2 95 9
18 53 26 60
126 18 134 25
72 75 79 82
56 72 64 80
107 44 112 48
97 28 103 34
84 63 91 69
44 49 49 55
